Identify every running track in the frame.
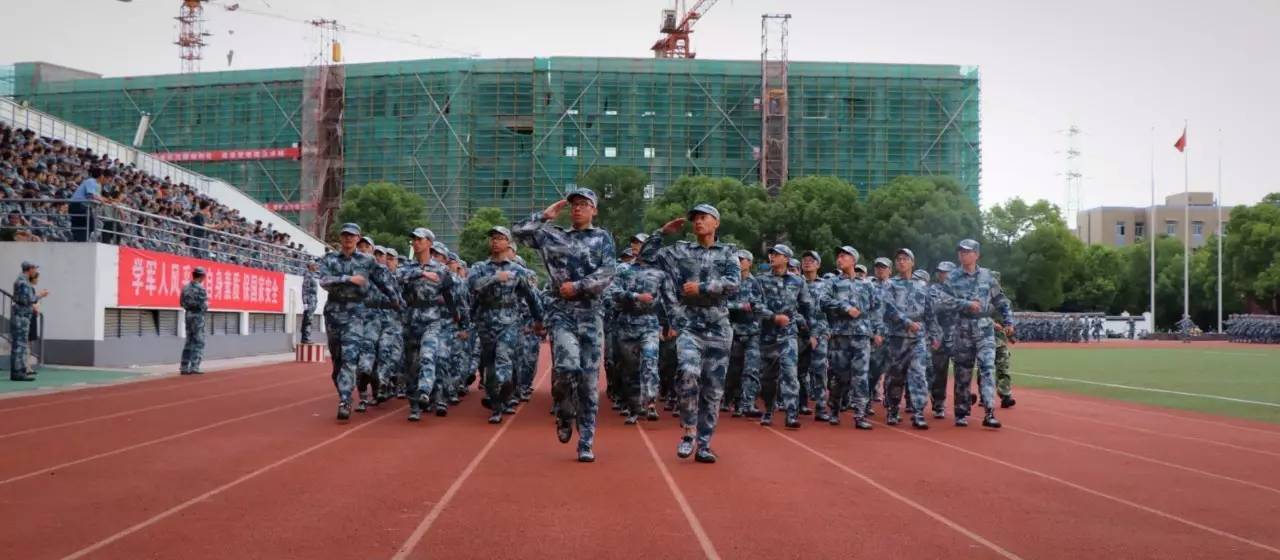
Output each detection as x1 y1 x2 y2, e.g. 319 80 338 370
4 353 1280 559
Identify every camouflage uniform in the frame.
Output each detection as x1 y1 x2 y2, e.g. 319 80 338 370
319 249 382 407
756 267 816 418
880 271 940 419
397 254 463 416
993 317 1012 398
435 261 467 403
727 268 765 412
300 268 318 343
940 264 1013 419
799 274 831 416
180 278 208 374
603 262 627 406
357 259 399 405
373 267 406 401
867 276 892 402
822 271 884 420
609 257 676 417
9 270 43 379
928 281 957 414
469 256 544 416
513 209 616 454
516 287 544 396
642 228 738 451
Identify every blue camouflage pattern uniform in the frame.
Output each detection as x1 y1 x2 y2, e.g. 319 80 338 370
436 262 468 402
358 260 399 403
644 233 739 448
180 279 208 374
373 266 406 400
800 274 832 415
513 212 615 453
9 273 42 378
757 268 816 416
941 267 1013 417
603 261 627 405
928 280 958 414
469 257 544 413
867 276 892 402
319 250 381 406
300 268 318 343
516 283 544 396
609 256 676 416
397 256 463 413
727 270 765 412
880 274 940 417
822 273 884 419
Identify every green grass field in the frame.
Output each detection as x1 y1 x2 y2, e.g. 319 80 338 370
1011 345 1280 424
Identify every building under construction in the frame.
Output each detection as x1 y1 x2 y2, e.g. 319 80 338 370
10 57 981 242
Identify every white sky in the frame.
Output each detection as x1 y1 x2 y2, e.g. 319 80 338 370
3 0 1277 210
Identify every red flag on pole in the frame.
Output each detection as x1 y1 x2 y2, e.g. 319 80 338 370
1174 128 1187 152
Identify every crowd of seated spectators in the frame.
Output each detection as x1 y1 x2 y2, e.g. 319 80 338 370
0 122 312 274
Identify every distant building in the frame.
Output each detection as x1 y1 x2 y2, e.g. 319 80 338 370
1075 192 1233 248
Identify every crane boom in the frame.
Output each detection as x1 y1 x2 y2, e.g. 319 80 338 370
651 0 720 59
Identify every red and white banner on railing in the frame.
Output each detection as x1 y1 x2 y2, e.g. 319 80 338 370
154 146 300 163
117 247 285 312
263 201 318 212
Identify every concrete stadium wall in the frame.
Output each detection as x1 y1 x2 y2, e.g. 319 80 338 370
1 242 326 368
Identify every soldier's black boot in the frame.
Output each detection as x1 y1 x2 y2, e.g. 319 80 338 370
646 404 660 422
694 447 718 464
336 402 351 422
759 412 773 427
578 446 595 463
983 411 1002 429
1000 395 1017 409
954 415 968 427
556 417 573 444
886 409 901 426
488 410 503 424
785 412 801 430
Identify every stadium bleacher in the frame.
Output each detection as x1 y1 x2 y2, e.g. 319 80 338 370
0 122 312 273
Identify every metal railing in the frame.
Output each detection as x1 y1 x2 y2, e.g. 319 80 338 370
2 198 312 274
0 286 45 370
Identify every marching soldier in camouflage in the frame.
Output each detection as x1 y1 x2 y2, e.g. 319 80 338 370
822 246 882 430
354 238 398 412
940 238 1014 428
727 250 765 418
880 249 939 430
928 261 958 418
300 261 319 344
798 251 832 422
867 257 893 410
514 188 616 463
319 223 385 421
179 267 209 375
511 253 543 401
755 244 816 430
9 262 48 382
643 204 739 464
469 226 545 424
397 227 464 422
373 248 407 404
610 238 677 424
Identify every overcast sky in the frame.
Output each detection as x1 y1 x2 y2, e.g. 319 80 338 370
3 0 1277 212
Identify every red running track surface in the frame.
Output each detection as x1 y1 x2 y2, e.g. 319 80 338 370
4 352 1280 559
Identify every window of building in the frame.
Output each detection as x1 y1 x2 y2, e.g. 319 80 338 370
1165 220 1177 235
1114 221 1126 246
644 184 655 200
643 147 655 159
604 147 617 158
564 146 578 157
206 312 241 335
1192 221 1204 241
1134 222 1145 239
249 313 285 333
103 308 179 338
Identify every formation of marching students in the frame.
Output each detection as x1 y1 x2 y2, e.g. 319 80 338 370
311 188 1015 464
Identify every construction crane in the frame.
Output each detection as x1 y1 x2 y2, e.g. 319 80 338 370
651 0 720 59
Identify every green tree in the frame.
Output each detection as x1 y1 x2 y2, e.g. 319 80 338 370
456 207 542 276
579 166 650 247
979 198 1082 311
860 175 981 270
981 198 1063 273
643 175 771 255
1223 197 1280 313
763 176 864 271
1062 244 1124 312
333 182 427 249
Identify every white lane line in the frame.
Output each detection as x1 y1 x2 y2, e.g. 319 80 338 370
768 428 1022 560
390 363 550 560
60 404 406 560
0 375 314 440
1005 425 1280 496
1033 408 1280 459
886 424 1280 555
635 427 721 560
1025 390 1280 438
1 394 331 487
1014 371 1280 408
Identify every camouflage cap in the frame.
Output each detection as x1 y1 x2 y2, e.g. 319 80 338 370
488 225 512 240
20 261 39 271
837 245 860 260
431 242 450 255
801 250 821 263
410 227 435 241
373 246 386 255
359 236 374 247
339 222 361 235
936 261 957 273
912 269 930 282
767 244 794 259
788 258 800 269
687 203 721 221
631 232 650 244
192 266 207 277
385 247 399 258
873 257 892 268
957 238 981 252
895 248 915 261
735 249 754 262
620 247 635 259
566 187 598 207
854 264 868 274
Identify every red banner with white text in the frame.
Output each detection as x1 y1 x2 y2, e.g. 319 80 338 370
117 247 286 312
154 146 301 163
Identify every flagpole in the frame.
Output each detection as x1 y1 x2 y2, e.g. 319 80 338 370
1149 126 1156 327
1217 129 1223 333
1183 120 1190 327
